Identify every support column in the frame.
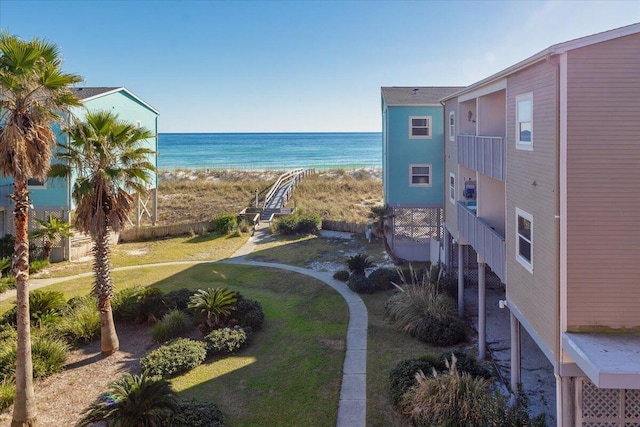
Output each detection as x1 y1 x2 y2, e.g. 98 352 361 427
510 312 521 396
152 187 158 226
443 229 450 267
478 256 486 359
457 243 465 318
556 375 574 427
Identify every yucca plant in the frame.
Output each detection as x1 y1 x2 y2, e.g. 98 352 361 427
345 254 373 276
188 288 237 331
76 373 179 427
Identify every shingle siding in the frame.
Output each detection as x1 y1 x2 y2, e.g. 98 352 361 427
565 32 640 330
505 60 559 357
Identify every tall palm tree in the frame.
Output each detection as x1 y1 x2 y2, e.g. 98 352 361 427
0 32 81 427
50 110 155 355
369 204 402 264
29 216 72 262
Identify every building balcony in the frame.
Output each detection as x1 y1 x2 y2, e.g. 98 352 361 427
457 201 505 282
457 135 505 181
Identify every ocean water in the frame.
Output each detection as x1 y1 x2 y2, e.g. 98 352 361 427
157 132 381 171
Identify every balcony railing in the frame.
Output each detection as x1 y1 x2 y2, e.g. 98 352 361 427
457 201 505 282
457 135 504 181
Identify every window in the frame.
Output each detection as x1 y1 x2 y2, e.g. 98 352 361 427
410 164 431 186
409 116 432 139
515 208 533 272
516 93 533 150
448 111 455 142
27 178 46 189
449 173 456 204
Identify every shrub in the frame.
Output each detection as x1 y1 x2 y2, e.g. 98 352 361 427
1 289 68 327
238 218 252 234
273 212 321 235
333 269 349 282
345 254 373 276
212 213 238 234
368 267 399 291
151 310 193 343
29 259 50 274
389 354 443 408
0 234 14 259
76 373 179 427
0 380 14 412
141 338 207 378
51 296 100 346
113 286 167 324
229 296 264 330
164 288 196 311
415 314 466 347
439 350 492 379
188 287 237 331
347 274 376 294
205 326 250 355
159 399 224 427
31 334 69 378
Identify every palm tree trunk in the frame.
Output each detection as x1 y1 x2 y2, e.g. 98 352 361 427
42 241 52 262
11 181 37 427
93 231 119 355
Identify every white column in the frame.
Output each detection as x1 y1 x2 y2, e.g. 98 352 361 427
457 244 464 318
510 312 521 396
478 256 486 359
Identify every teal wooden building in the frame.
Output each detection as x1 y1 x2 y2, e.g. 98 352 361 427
381 86 461 261
0 87 159 261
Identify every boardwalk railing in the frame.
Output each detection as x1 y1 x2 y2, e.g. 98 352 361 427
262 168 315 211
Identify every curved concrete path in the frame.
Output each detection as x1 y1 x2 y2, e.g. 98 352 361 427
2 224 368 427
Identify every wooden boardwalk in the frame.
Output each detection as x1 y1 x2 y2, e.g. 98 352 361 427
260 168 314 221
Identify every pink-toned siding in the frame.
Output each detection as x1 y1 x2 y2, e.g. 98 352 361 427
505 60 559 357
444 99 459 237
566 32 640 330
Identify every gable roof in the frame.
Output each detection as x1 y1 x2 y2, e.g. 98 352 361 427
72 87 160 115
442 22 640 102
382 86 463 106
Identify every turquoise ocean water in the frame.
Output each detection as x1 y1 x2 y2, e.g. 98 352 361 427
158 132 381 170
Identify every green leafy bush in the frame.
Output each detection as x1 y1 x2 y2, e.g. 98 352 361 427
273 212 321 235
2 289 67 327
76 373 179 427
416 314 466 347
347 274 376 294
333 269 350 282
213 213 238 234
50 296 100 346
151 310 193 343
368 267 399 291
229 296 264 330
205 326 250 355
29 259 50 274
345 254 373 276
0 333 68 381
164 288 196 311
113 286 167 324
0 380 14 412
140 338 207 378
389 354 443 408
159 399 224 427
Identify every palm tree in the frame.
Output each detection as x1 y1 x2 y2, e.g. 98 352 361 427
76 373 179 427
369 204 402 264
0 32 81 427
49 110 155 355
29 216 72 262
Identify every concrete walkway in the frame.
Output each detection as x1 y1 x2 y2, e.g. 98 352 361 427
3 224 369 427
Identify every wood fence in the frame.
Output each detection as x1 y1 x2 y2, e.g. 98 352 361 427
119 220 215 242
321 220 367 234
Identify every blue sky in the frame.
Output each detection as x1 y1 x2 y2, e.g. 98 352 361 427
1 1 638 132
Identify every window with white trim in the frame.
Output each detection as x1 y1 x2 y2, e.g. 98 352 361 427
449 173 456 204
516 93 533 150
409 164 431 187
448 111 455 142
409 116 432 139
515 208 533 272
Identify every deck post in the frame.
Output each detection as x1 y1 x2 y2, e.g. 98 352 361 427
478 255 486 359
510 312 521 396
457 243 465 317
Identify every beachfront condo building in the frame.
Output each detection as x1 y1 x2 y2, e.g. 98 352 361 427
381 86 461 261
0 87 158 261
442 22 640 425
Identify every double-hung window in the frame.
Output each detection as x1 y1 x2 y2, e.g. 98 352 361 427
449 173 456 204
515 208 533 272
516 93 533 150
448 111 455 142
410 164 431 187
409 116 432 139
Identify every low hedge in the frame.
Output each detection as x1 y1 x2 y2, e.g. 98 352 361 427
368 268 399 291
213 213 238 234
159 399 224 427
230 296 264 330
141 338 207 378
333 270 350 282
205 326 251 355
347 274 376 294
273 213 321 235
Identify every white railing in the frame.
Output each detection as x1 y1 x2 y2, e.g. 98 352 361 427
262 168 314 210
457 202 505 282
457 135 504 181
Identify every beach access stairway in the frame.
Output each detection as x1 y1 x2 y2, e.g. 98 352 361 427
260 168 315 222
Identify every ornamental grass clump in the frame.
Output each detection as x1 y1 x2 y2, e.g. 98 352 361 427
50 295 100 347
140 338 207 378
151 310 193 343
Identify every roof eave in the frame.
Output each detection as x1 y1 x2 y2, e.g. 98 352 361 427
82 87 160 115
